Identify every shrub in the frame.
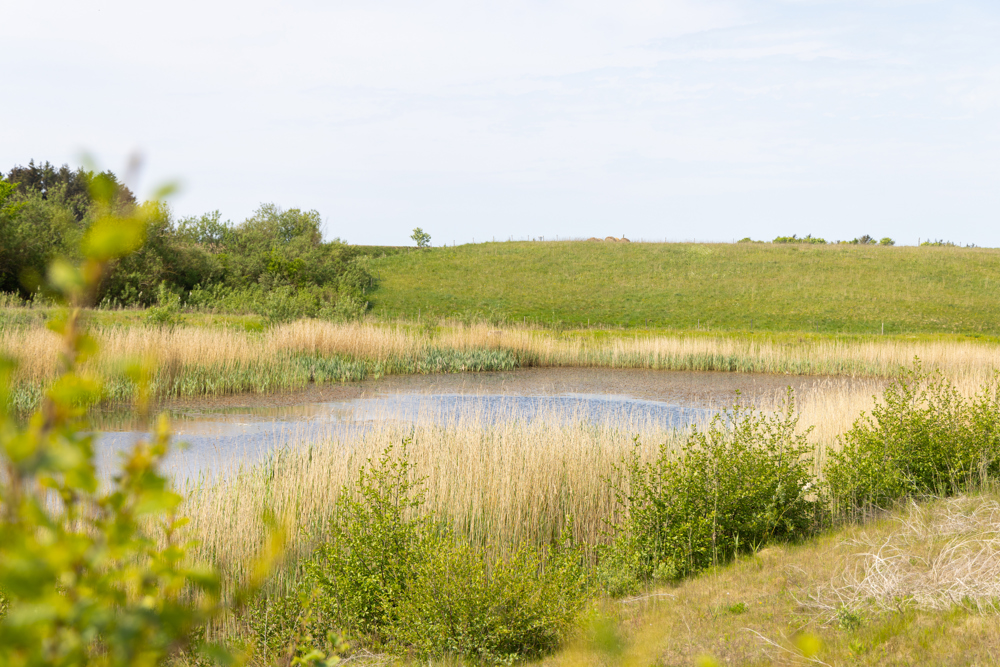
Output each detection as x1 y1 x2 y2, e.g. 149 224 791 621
825 363 1000 517
772 234 826 244
391 533 591 664
305 441 432 643
609 391 819 585
303 441 592 662
145 281 181 327
879 237 895 246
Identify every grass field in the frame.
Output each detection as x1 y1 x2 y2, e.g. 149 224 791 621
367 241 1000 334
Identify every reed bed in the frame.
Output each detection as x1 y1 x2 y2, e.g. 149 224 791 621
179 410 687 598
169 375 889 603
3 320 998 410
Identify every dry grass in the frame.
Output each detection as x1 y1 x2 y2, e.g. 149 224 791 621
9 316 1000 661
3 319 999 391
179 411 688 599
810 496 1000 617
543 494 1000 667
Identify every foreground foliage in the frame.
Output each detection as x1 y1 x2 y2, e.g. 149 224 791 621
0 191 250 666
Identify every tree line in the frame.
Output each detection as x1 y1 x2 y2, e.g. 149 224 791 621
0 161 372 319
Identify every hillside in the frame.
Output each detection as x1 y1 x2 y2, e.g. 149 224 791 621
368 241 1000 335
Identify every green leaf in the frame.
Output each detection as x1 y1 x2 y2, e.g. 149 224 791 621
82 217 147 261
151 180 180 200
134 489 183 516
47 374 103 409
47 259 84 298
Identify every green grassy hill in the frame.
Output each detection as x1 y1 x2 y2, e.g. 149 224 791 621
368 241 1000 335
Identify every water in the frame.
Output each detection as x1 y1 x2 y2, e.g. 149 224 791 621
94 367 846 479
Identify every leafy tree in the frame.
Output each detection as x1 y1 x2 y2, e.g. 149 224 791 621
410 228 431 248
0 179 83 296
6 160 134 222
2 162 372 316
176 210 229 249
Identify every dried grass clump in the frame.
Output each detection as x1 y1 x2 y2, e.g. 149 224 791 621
812 495 1000 617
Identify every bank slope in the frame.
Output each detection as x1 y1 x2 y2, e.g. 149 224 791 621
368 241 1000 335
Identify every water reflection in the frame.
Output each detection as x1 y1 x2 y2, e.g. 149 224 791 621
96 393 713 480
94 367 857 480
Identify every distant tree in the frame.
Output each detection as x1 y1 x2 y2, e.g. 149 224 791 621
5 160 135 221
0 174 83 295
879 237 895 246
0 179 23 219
411 227 431 248
850 234 876 245
176 210 230 249
773 234 826 244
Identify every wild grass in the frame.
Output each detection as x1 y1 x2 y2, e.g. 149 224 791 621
2 318 997 410
811 496 1000 617
544 493 1000 667
368 240 1000 334
167 362 1000 661
179 411 684 602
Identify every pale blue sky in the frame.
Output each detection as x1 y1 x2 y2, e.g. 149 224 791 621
3 1 999 246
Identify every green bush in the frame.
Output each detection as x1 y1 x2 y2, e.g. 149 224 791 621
825 363 1000 517
305 441 432 643
145 281 181 327
300 441 591 663
772 234 826 244
609 391 819 586
391 533 590 663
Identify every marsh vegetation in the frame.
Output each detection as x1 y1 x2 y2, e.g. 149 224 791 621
4 165 1000 665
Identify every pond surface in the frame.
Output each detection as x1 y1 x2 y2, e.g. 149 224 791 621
94 368 852 479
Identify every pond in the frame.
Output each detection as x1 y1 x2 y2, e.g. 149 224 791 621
94 367 854 479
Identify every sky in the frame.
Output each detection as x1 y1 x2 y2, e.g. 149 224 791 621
3 1 1000 247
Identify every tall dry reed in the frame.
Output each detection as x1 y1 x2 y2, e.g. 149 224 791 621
3 320 998 391
174 375 895 601
179 410 687 598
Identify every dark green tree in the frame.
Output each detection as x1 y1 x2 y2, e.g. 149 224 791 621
6 160 135 222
